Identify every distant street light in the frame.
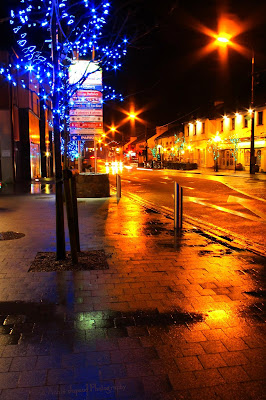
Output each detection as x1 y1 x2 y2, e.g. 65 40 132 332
215 34 256 174
217 36 230 44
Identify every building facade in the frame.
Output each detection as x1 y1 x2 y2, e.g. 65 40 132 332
0 51 52 184
153 107 266 172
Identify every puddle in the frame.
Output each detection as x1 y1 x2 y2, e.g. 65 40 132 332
116 309 204 327
143 208 160 214
0 301 57 345
143 220 174 236
198 248 233 257
0 231 25 241
244 290 266 298
0 302 205 347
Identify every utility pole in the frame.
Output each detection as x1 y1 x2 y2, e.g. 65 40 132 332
51 2 66 260
250 50 256 174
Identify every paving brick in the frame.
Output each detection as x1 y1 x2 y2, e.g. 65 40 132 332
194 368 225 387
200 340 228 354
115 378 144 399
149 358 179 376
198 353 227 369
169 371 198 390
10 356 37 372
240 380 266 400
242 364 266 380
35 355 61 369
221 338 248 352
175 356 203 372
142 375 172 395
100 364 127 380
0 357 12 372
189 386 221 400
241 335 265 349
218 366 250 383
117 337 141 349
125 362 154 377
110 348 158 364
18 369 47 387
220 351 249 366
74 366 100 382
202 329 228 341
183 331 207 343
212 383 250 400
0 387 30 400
47 368 75 385
181 343 206 356
0 371 19 389
30 385 60 400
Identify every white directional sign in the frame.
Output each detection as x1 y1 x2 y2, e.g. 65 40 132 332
70 134 96 140
70 116 103 122
69 109 103 116
68 60 103 142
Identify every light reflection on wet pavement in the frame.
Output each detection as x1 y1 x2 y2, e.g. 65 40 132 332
0 194 265 399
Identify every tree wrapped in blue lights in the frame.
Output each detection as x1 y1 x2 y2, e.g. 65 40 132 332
174 134 185 160
229 136 241 171
2 0 129 259
61 138 85 161
149 145 158 158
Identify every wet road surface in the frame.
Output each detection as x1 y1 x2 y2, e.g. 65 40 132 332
108 167 266 254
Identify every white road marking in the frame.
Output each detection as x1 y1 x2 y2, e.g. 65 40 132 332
173 195 263 222
227 195 266 220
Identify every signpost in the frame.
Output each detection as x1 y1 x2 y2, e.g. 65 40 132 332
69 61 103 172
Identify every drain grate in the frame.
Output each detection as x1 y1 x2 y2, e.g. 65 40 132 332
0 231 25 241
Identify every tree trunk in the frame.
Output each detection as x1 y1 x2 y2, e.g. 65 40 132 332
52 4 65 260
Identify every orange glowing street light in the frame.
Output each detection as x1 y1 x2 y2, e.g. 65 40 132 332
217 36 230 44
129 112 136 120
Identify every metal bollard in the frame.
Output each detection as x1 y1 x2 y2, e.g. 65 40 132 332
174 182 183 230
116 174 121 198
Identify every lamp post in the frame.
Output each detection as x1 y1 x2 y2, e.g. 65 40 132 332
216 35 256 174
250 50 256 174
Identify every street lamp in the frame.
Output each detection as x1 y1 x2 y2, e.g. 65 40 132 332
216 35 256 174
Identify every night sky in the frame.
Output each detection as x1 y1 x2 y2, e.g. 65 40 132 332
1 0 266 138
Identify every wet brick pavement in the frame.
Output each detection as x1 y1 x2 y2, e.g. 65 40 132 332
0 193 265 399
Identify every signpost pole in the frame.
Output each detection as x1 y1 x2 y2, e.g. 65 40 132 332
78 140 82 172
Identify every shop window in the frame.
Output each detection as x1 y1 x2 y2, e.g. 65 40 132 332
256 150 261 166
202 122 205 134
258 111 263 125
186 126 189 136
245 150 250 165
244 115 248 128
194 125 196 135
231 117 235 130
221 120 224 131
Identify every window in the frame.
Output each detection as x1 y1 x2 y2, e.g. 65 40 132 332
231 117 235 130
187 126 189 136
202 122 205 134
221 120 224 131
194 124 196 135
244 115 248 128
258 111 263 125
